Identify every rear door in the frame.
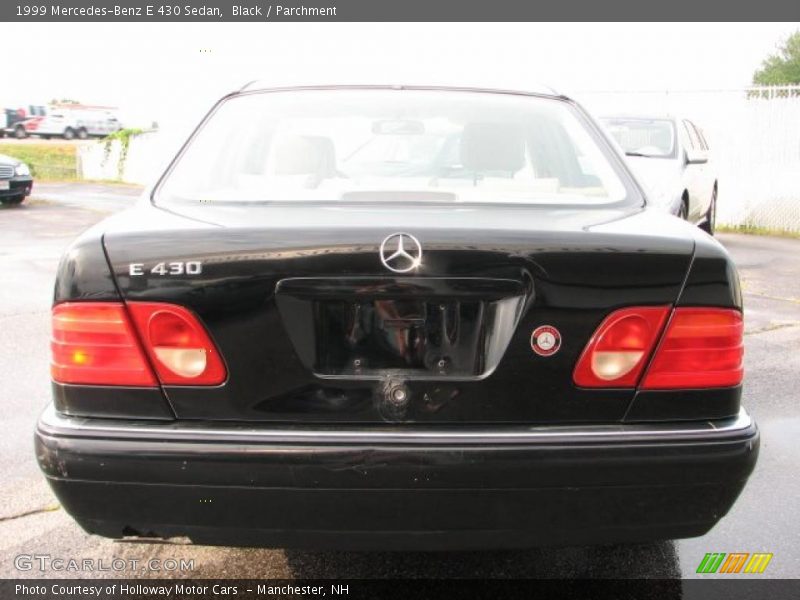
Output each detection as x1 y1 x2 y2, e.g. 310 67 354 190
689 121 715 214
681 119 709 221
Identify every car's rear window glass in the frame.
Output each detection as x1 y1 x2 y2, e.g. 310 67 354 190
601 117 676 158
156 89 630 206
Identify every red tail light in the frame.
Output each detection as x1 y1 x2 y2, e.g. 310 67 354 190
51 302 226 387
51 303 157 386
573 306 670 388
641 308 743 389
127 303 227 386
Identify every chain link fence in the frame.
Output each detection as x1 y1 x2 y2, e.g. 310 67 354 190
0 141 81 180
577 85 800 233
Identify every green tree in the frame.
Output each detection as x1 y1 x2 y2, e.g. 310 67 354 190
753 31 800 85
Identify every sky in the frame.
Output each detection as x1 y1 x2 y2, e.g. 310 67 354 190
3 22 798 131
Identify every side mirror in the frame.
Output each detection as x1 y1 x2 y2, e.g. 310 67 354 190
685 149 708 165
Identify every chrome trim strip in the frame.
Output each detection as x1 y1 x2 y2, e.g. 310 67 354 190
37 405 755 446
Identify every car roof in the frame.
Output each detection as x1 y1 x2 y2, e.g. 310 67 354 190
235 82 564 99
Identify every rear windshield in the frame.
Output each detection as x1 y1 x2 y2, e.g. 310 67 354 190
601 117 676 159
156 89 631 206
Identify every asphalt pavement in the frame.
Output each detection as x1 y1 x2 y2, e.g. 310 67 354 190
1 183 798 579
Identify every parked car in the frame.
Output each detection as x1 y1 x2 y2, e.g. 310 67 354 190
36 85 756 550
600 115 718 234
0 154 33 206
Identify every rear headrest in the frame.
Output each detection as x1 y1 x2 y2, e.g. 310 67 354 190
273 135 337 178
460 123 525 172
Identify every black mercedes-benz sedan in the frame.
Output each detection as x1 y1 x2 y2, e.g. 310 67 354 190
0 153 33 206
36 85 757 550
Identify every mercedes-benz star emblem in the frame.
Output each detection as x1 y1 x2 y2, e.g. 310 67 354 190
379 233 423 273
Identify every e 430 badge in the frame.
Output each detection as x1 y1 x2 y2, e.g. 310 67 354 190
129 261 203 276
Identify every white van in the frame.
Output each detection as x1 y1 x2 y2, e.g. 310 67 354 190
21 107 122 140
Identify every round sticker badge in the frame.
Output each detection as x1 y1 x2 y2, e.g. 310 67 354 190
531 325 562 357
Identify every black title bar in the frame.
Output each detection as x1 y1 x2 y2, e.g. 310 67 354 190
3 0 800 22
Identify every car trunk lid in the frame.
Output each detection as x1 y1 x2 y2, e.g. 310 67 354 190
101 202 694 424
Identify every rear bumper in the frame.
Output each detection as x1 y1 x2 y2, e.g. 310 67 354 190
35 405 759 550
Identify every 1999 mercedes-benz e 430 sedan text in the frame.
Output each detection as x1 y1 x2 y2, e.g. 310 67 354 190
36 85 758 550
